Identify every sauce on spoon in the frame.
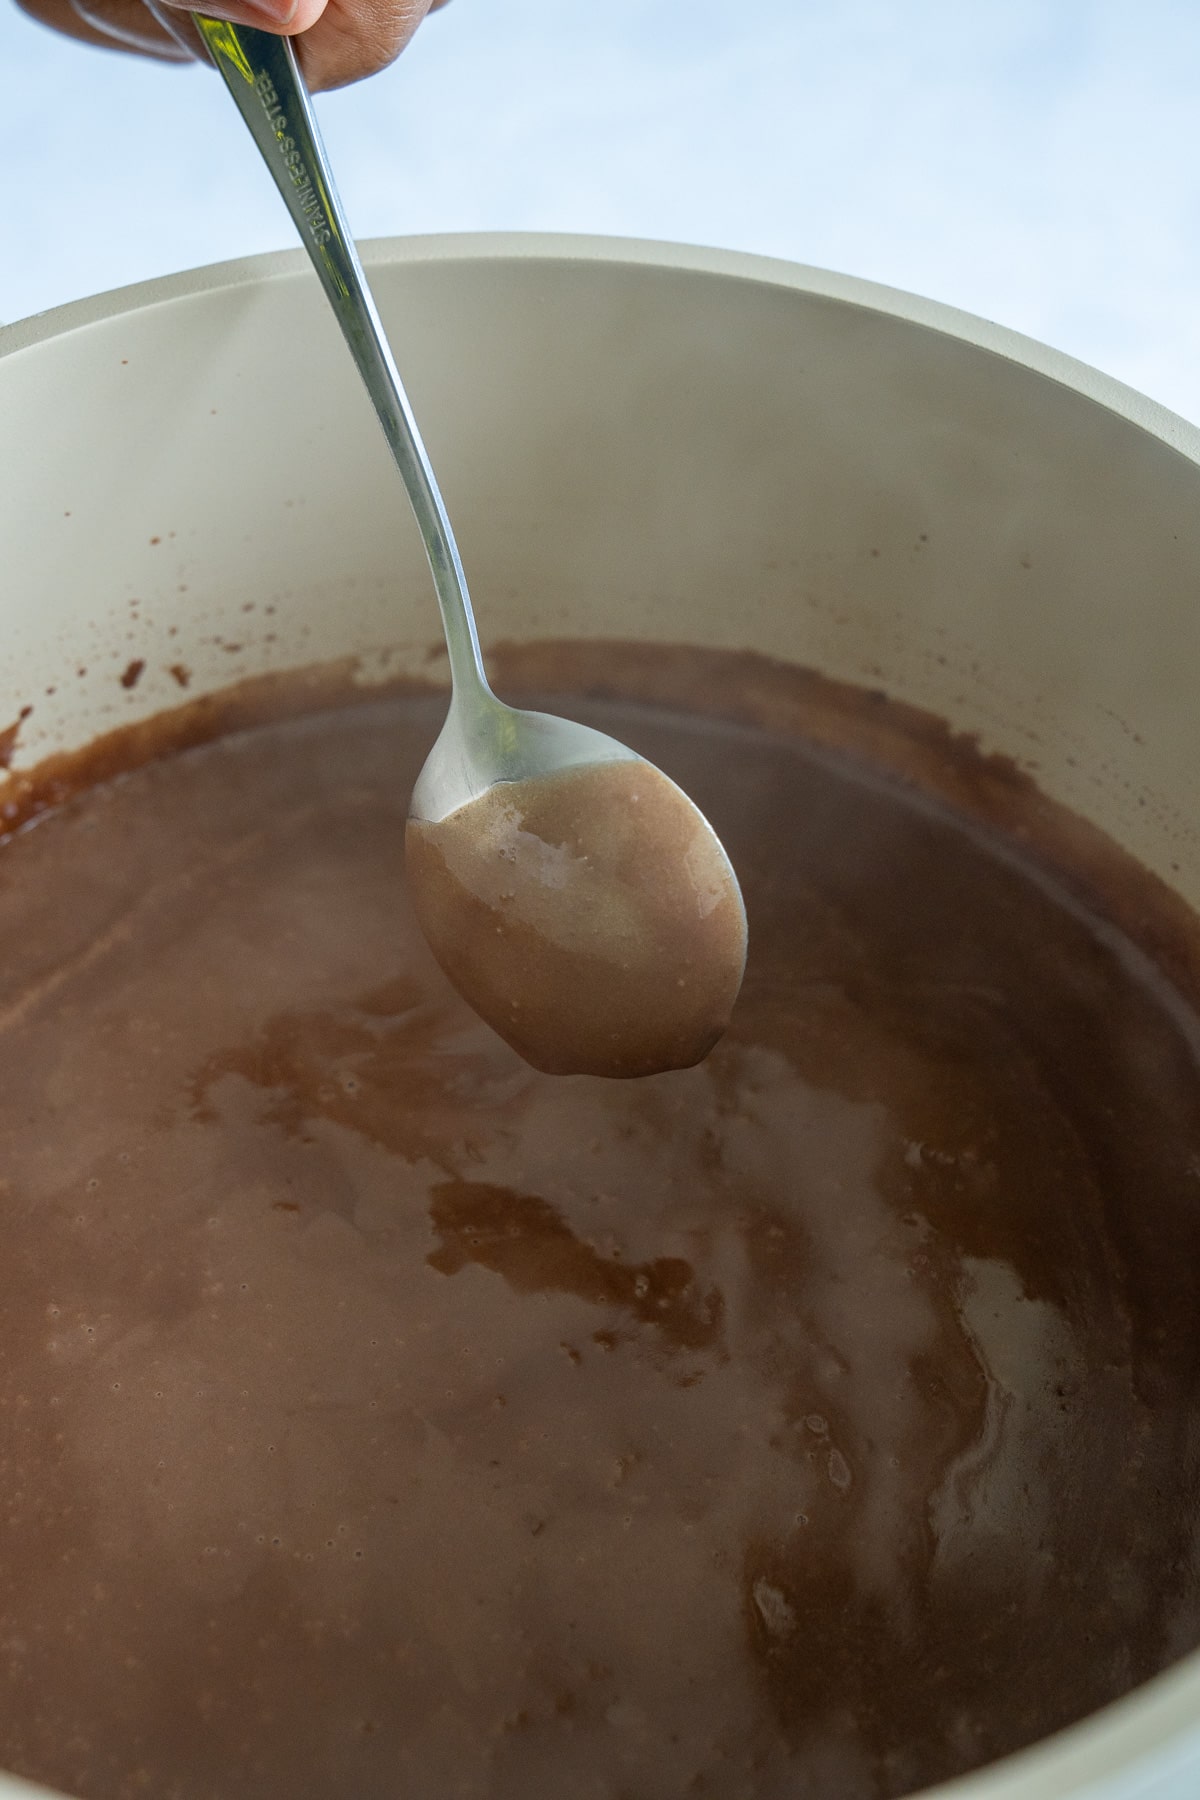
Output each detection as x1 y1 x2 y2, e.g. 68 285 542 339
405 757 748 1077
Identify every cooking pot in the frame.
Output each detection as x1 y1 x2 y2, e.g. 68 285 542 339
2 235 1199 1800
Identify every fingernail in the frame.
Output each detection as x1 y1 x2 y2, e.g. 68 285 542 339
182 0 298 25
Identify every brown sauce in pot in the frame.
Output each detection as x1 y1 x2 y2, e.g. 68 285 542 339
0 643 1198 1800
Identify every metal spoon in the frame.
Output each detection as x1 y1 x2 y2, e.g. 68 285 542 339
194 19 748 1074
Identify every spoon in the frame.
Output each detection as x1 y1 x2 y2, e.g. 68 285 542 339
194 18 748 1077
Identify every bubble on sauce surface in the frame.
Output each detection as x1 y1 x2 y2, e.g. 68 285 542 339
405 759 747 1078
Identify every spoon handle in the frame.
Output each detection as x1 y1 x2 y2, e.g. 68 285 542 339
192 17 491 702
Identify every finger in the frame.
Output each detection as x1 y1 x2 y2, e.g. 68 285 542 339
16 0 447 87
142 0 208 57
14 0 191 58
293 0 436 92
150 0 442 86
74 0 194 51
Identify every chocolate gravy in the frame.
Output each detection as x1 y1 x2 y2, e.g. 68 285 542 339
1 644 1199 1800
406 759 746 1077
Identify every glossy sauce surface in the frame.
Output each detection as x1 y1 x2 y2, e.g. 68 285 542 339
1 658 1199 1800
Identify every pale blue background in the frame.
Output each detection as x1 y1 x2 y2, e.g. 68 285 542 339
5 0 1200 420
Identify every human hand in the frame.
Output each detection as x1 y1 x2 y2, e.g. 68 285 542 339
15 0 450 91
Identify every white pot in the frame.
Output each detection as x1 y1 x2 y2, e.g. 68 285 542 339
2 235 1199 1800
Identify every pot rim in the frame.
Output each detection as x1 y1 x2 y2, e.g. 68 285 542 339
5 230 1200 471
